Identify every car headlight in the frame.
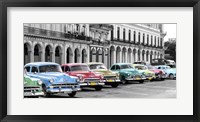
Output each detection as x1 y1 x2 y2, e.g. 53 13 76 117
100 75 104 80
37 80 42 85
76 78 80 82
49 79 54 83
116 73 120 77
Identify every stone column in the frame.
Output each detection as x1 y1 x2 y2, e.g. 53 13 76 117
125 51 128 63
136 52 138 61
51 51 55 62
87 46 90 63
144 52 146 62
119 50 122 62
29 50 34 63
41 47 45 62
140 51 142 61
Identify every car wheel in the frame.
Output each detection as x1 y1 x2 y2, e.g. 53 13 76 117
111 83 119 88
95 86 102 91
161 78 165 81
139 80 144 84
169 74 174 80
42 85 51 97
68 91 76 97
121 76 127 84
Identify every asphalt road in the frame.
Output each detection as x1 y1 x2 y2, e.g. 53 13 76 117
46 79 176 98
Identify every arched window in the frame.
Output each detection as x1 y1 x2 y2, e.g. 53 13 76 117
147 34 149 46
133 31 136 43
143 33 145 45
151 36 153 46
128 30 131 41
154 36 156 47
123 28 126 41
117 27 120 40
158 37 160 47
138 32 140 44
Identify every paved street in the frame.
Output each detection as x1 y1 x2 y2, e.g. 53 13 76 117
46 79 176 98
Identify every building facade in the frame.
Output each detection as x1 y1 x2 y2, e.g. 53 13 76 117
24 24 165 68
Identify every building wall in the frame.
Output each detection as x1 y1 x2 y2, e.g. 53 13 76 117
24 24 165 68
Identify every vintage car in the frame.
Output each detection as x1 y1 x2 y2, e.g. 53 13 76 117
24 62 81 97
110 63 146 84
24 69 44 97
61 63 104 91
155 65 176 79
132 64 156 81
147 65 166 80
87 62 120 88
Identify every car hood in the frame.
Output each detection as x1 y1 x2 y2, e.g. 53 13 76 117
92 69 116 76
165 69 176 73
68 71 100 78
138 70 154 74
120 68 141 75
24 76 40 86
38 72 77 84
149 69 162 74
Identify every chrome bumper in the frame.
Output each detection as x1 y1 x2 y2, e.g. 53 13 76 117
24 92 44 96
125 77 146 81
102 79 121 83
47 87 81 93
79 82 105 86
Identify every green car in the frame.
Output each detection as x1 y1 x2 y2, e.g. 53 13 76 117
110 63 146 84
24 70 44 97
133 64 156 81
88 62 121 88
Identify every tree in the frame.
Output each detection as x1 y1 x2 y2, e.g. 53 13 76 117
164 39 176 61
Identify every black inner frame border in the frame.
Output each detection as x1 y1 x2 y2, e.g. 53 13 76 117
0 0 199 121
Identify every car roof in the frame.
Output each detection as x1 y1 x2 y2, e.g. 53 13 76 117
155 65 167 67
87 62 103 65
25 62 59 66
61 63 88 66
133 64 145 67
112 63 132 66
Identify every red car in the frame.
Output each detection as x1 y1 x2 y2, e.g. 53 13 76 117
147 65 166 80
61 63 104 91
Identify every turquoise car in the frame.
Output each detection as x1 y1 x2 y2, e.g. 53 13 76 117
155 65 176 80
110 63 146 84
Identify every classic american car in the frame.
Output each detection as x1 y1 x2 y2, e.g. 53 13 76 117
24 69 44 97
87 62 120 88
132 64 156 81
147 65 166 80
110 63 146 84
155 65 176 79
24 62 81 97
61 63 104 91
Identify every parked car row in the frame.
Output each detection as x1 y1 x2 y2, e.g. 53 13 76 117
24 62 176 98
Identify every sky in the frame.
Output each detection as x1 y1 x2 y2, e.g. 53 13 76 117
163 24 177 42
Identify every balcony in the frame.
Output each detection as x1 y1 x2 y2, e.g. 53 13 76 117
24 26 91 41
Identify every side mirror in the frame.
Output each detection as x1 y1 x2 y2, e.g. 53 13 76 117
34 71 37 74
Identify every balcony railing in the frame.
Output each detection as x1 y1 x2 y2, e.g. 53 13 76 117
24 26 91 41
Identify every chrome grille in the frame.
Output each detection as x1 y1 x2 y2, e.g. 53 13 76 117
104 76 116 79
84 78 100 83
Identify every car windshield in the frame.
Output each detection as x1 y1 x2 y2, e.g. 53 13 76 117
120 64 134 69
71 65 90 71
89 64 107 70
135 66 147 70
148 66 156 70
39 65 62 73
